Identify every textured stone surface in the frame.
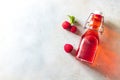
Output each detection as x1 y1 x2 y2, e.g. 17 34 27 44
0 0 120 80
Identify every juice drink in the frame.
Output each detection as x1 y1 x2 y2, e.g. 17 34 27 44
76 11 104 63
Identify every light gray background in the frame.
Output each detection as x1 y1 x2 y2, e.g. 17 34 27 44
0 0 120 80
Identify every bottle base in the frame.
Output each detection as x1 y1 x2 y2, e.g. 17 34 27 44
76 56 94 64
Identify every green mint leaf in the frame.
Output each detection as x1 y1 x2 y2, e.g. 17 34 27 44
68 15 75 25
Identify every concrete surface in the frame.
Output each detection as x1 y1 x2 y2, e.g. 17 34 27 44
0 0 120 80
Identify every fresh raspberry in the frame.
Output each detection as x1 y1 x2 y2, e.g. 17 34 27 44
70 26 77 33
64 44 73 53
62 21 71 29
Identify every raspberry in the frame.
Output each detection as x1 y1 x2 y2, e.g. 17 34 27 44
62 21 71 29
70 26 77 33
64 44 73 53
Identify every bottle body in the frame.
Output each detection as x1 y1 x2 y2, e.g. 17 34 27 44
76 30 99 63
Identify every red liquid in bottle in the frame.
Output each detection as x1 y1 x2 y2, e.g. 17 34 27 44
76 30 99 63
76 12 103 63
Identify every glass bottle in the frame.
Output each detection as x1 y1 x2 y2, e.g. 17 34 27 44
76 11 104 63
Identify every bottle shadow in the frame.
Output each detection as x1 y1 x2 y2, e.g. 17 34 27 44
87 22 120 80
70 21 120 80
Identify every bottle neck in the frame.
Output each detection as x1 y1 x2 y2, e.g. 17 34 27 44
84 12 104 34
88 14 103 31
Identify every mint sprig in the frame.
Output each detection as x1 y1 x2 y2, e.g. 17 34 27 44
68 15 77 25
